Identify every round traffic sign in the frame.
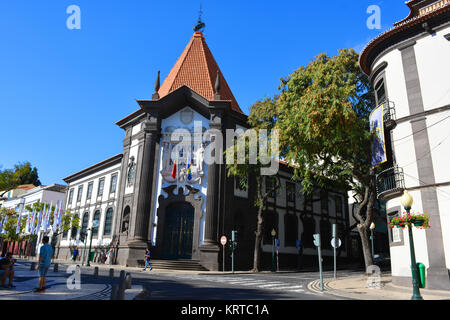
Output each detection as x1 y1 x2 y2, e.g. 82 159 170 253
331 238 342 248
220 236 227 245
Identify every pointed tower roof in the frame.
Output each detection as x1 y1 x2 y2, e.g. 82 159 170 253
158 31 243 114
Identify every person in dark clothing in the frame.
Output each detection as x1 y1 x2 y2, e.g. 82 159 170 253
0 252 16 289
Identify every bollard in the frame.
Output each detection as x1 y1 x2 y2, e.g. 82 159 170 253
94 266 99 277
53 263 59 273
30 262 36 271
124 272 132 289
119 270 126 282
110 284 119 300
109 268 114 279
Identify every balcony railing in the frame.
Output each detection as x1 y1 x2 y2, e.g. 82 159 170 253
376 165 405 200
379 100 397 130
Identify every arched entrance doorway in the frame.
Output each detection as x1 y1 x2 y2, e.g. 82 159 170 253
162 202 195 259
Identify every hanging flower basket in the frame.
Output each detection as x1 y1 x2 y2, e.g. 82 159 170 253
388 213 430 229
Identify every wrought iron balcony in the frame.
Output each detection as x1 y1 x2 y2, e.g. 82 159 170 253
379 100 397 130
376 166 405 200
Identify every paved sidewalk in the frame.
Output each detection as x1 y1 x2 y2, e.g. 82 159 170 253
0 260 144 300
307 273 450 300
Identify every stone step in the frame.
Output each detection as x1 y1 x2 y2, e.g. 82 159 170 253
149 259 208 271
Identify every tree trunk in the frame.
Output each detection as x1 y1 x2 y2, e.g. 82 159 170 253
357 224 373 272
251 206 264 272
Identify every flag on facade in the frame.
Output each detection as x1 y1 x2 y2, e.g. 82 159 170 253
53 200 60 232
35 208 43 234
15 213 21 234
57 200 63 226
30 208 36 234
187 162 192 181
0 215 6 234
171 162 177 179
370 104 387 167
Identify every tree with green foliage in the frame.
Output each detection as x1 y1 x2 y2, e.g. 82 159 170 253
0 162 41 197
225 99 281 272
247 49 377 271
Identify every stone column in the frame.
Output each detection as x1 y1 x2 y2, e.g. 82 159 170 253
133 114 160 242
199 110 222 270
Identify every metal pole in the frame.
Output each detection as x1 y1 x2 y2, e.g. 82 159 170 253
406 207 423 300
276 245 279 272
271 236 275 272
87 228 93 267
333 239 337 279
231 244 234 274
370 229 375 260
318 245 323 291
222 245 225 272
82 232 88 266
332 224 337 279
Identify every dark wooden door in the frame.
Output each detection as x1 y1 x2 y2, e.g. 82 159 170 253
162 202 194 259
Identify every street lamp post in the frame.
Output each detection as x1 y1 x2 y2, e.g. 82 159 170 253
401 190 423 301
86 220 99 267
271 229 276 272
370 222 375 260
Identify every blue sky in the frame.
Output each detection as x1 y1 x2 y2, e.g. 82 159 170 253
0 0 409 185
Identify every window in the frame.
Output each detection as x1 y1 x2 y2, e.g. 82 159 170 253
388 212 402 243
104 208 113 236
286 182 296 203
92 210 100 237
335 196 343 217
321 190 329 215
284 213 298 247
77 186 83 202
70 217 79 240
375 79 386 105
86 182 93 200
265 177 276 198
304 193 313 212
68 189 74 205
80 212 89 239
301 217 315 248
110 174 118 194
263 210 278 245
97 178 105 197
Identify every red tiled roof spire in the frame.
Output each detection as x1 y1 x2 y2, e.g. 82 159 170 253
158 31 243 114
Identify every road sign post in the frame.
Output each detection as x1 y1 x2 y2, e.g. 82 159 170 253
221 236 227 272
313 233 323 291
332 224 337 279
276 239 280 272
231 231 237 274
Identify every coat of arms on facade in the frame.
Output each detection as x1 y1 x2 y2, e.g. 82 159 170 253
160 139 205 185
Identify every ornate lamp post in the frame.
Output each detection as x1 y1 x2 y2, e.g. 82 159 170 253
86 219 99 267
400 190 423 300
271 229 276 272
370 222 375 260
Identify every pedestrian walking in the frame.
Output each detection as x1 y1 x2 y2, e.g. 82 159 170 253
142 247 152 271
34 236 53 293
71 247 79 261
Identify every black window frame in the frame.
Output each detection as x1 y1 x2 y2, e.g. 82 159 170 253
97 178 105 197
76 185 83 202
110 174 118 194
103 208 113 236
